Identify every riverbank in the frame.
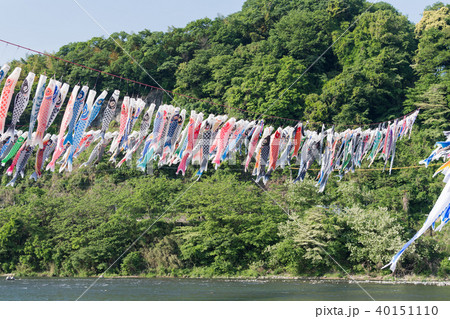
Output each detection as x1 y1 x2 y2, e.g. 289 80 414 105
2 272 448 286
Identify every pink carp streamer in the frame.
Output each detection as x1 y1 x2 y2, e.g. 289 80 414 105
0 67 21 136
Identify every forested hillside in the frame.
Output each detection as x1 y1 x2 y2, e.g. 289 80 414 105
0 0 449 278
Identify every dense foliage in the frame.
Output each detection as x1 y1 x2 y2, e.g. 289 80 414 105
0 0 449 278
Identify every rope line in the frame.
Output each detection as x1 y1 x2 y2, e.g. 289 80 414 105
66 161 442 173
0 38 418 126
0 38 272 119
301 163 442 172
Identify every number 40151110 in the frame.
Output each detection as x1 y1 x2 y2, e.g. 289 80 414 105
376 306 438 316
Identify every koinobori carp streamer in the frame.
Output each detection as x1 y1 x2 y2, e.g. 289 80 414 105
383 131 450 272
0 72 420 195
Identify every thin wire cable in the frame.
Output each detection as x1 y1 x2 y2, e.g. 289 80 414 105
293 162 441 171
0 36 417 128
71 0 174 102
256 1 378 122
75 178 198 301
0 38 259 118
60 161 441 174
252 178 376 301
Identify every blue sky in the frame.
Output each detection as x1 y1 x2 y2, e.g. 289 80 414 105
0 0 448 63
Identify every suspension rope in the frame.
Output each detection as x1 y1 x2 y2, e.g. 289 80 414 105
0 38 418 127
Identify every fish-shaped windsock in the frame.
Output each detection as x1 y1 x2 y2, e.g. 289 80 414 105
243 124 257 151
294 133 321 183
137 105 167 171
81 141 101 168
115 131 140 168
419 132 450 170
433 158 450 182
383 179 450 272
277 127 294 169
27 74 47 145
219 119 244 163
236 121 256 154
123 97 136 142
58 147 71 168
6 144 34 187
5 140 27 176
0 137 9 154
46 83 70 130
87 90 108 128
99 90 120 140
160 108 181 160
264 127 283 184
176 112 196 175
191 127 205 166
338 132 353 176
0 64 11 85
1 132 27 166
0 135 16 159
121 97 137 148
209 114 227 155
0 138 7 151
170 121 188 166
30 133 52 181
318 124 325 165
127 98 144 135
155 105 177 159
223 120 249 158
109 96 130 154
355 130 369 167
212 117 235 169
50 81 62 115
81 133 113 168
245 120 264 172
66 89 97 172
193 112 204 143
117 103 156 168
291 122 304 160
367 127 383 167
254 127 273 183
334 132 346 169
39 135 57 173
170 108 186 154
33 79 56 149
0 67 21 136
360 130 372 161
138 132 154 163
190 112 205 151
190 113 205 164
46 85 80 172
140 103 156 139
317 129 335 192
406 109 419 138
196 115 215 179
73 132 95 159
64 85 89 146
381 122 391 162
96 132 117 164
3 72 35 141
388 120 399 174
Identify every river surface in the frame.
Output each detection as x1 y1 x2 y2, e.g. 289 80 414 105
0 278 448 301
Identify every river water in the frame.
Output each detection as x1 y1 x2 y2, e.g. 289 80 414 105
0 278 448 301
